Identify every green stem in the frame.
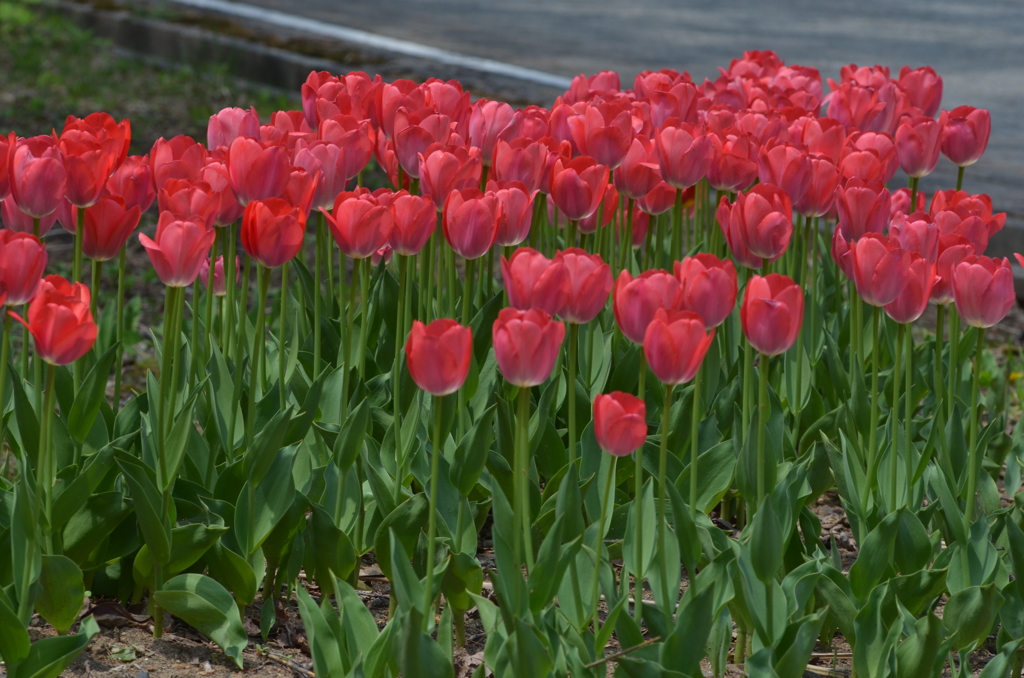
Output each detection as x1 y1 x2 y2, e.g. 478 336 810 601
690 366 701 519
956 166 965 191
246 266 270 448
517 385 535 572
904 323 914 508
392 255 407 504
0 314 10 455
964 327 985 528
204 229 219 365
73 208 84 282
865 306 881 517
314 216 324 375
909 176 919 212
341 256 355 422
38 363 56 555
423 231 436 322
742 340 753 445
224 222 237 351
227 255 251 460
458 257 475 439
891 324 903 511
757 354 769 510
591 455 617 630
658 382 674 614
446 243 457 319
358 257 369 380
568 323 579 467
948 311 961 421
423 394 444 630
621 199 634 273
90 258 101 320
632 446 644 620
279 261 290 409
190 281 200 385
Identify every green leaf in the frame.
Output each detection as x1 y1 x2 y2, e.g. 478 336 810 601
66 343 118 443
774 611 827 678
849 509 902 602
449 404 496 497
236 447 297 557
894 510 932 575
154 574 248 668
10 615 99 678
35 556 85 635
334 397 370 473
397 608 454 678
308 505 357 593
388 529 425 615
243 407 293 487
0 585 30 665
116 454 170 566
750 499 783 584
295 586 345 677
895 613 950 678
62 491 131 566
943 584 1003 651
373 494 429 581
205 541 258 607
133 524 229 589
661 582 716 678
160 395 199 491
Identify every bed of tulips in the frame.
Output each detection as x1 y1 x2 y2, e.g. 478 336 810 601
0 48 1020 677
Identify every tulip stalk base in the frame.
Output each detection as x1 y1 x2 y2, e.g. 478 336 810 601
591 455 616 631
658 382 674 615
423 395 443 631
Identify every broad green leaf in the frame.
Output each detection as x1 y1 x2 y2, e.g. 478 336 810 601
849 509 902 601
133 524 229 588
334 397 370 473
62 491 131 566
205 541 258 606
397 608 454 678
244 407 293 486
66 343 118 443
0 585 30 665
10 615 99 678
449 404 496 497
661 582 715 678
116 454 170 566
35 556 85 635
296 586 345 678
943 584 1003 651
750 499 783 584
154 574 248 668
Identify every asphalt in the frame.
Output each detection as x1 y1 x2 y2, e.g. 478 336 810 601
193 0 1024 252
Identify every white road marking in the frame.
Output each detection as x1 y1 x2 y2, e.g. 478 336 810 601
167 0 574 89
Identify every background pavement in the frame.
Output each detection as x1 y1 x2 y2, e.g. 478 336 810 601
198 0 1024 252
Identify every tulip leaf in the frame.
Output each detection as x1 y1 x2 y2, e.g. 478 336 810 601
205 540 258 606
35 555 85 635
449 404 495 497
295 586 346 678
849 509 902 602
132 523 229 588
11 614 100 678
154 574 247 668
333 397 370 473
116 453 170 566
943 583 1003 651
66 343 118 444
0 585 30 666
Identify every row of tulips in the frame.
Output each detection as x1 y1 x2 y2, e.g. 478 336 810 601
0 48 1020 678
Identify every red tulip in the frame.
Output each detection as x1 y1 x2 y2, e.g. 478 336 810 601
197 161 244 227
952 255 1015 328
793 154 839 217
150 136 208 190
835 179 890 241
380 80 427 139
850 233 912 307
933 210 992 255
226 137 290 206
1 193 58 236
63 112 131 168
838 148 886 184
888 212 939 261
941 106 990 167
757 139 811 203
614 135 663 199
207 106 261 151
0 131 14 201
317 115 376 180
637 181 679 216
706 129 758 193
9 275 97 366
489 180 536 247
831 226 854 281
564 71 621 104
158 178 218 229
293 142 342 211
58 127 120 209
9 136 67 219
492 139 547 193
898 66 943 118
554 248 612 324
890 186 926 217
0 231 48 306
500 247 569 317
655 120 714 189
567 101 633 169
139 212 217 287
393 107 452 178
717 184 793 267
801 117 846 164
593 392 648 456
468 100 520 163
442 188 500 260
323 189 394 259
931 235 975 304
884 254 935 324
492 307 566 387
825 81 901 136
845 132 899 183
549 156 609 221
613 269 681 344
674 253 737 328
578 185 618 234
387 192 436 256
895 114 945 178
263 110 316 151
419 145 482 211
107 155 156 214
740 274 804 356
241 198 306 268
281 165 319 217
82 195 142 261
405 319 473 396
200 255 239 296
644 308 714 385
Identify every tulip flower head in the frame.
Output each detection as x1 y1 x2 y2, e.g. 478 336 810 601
492 307 566 387
442 188 500 260
674 253 738 328
741 273 804 356
952 255 1015 328
643 308 715 385
82 195 143 261
593 392 648 456
140 212 217 287
9 135 67 219
884 254 936 324
387 192 436 256
200 255 240 297
241 198 306 268
613 269 682 344
10 275 97 366
323 189 395 259
850 233 912 307
500 247 569 317
0 231 48 306
406 319 473 396
554 248 613 324
941 106 990 167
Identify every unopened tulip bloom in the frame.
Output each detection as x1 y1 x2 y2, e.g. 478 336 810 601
207 106 260 150
492 307 565 387
107 155 156 214
593 392 647 456
836 179 890 241
492 138 546 192
931 235 975 304
63 112 131 168
890 186 926 217
941 106 991 167
10 275 97 365
638 181 679 216
614 135 663 199
741 274 804 356
674 253 737 328
717 183 793 266
489 180 536 246
898 66 943 118
655 121 714 189
549 156 609 221
953 255 1015 328
0 231 48 306
644 309 715 385
895 114 945 178
319 189 391 259
197 161 244 227
281 166 319 217
392 107 452 178
885 254 935 324
82 195 142 261
567 101 633 169
793 155 839 217
613 269 681 344
469 100 520 163
388 192 435 255
241 198 306 269
200 255 239 296
419 145 482 211
140 212 217 287
405 319 473 395
500 247 569 316
801 117 846 164
226 137 290 205
850 233 912 307
0 131 14 201
442 188 500 259
58 128 120 208
158 178 219 229
707 129 758 193
889 212 939 261
555 248 612 324
9 136 67 219
150 136 208 190
757 139 811 203
318 115 376 180
1 193 58 236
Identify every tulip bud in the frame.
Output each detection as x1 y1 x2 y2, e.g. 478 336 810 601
82 195 142 262
952 255 1015 328
207 106 261 151
593 392 648 456
406 319 473 396
0 231 48 306
200 255 240 297
741 274 804 356
941 106 990 167
150 135 208 190
717 184 793 268
226 137 290 206
489 180 537 246
674 253 737 328
931 235 974 305
613 269 681 345
241 198 306 269
884 254 935 324
757 139 811 203
655 121 713 189
549 156 609 221
643 308 714 385
9 275 97 366
9 136 67 219
895 114 945 178
850 233 912 307
492 307 565 387
387 192 436 256
442 188 500 260
140 212 217 287
555 248 613 324
836 179 890 241
500 247 569 317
